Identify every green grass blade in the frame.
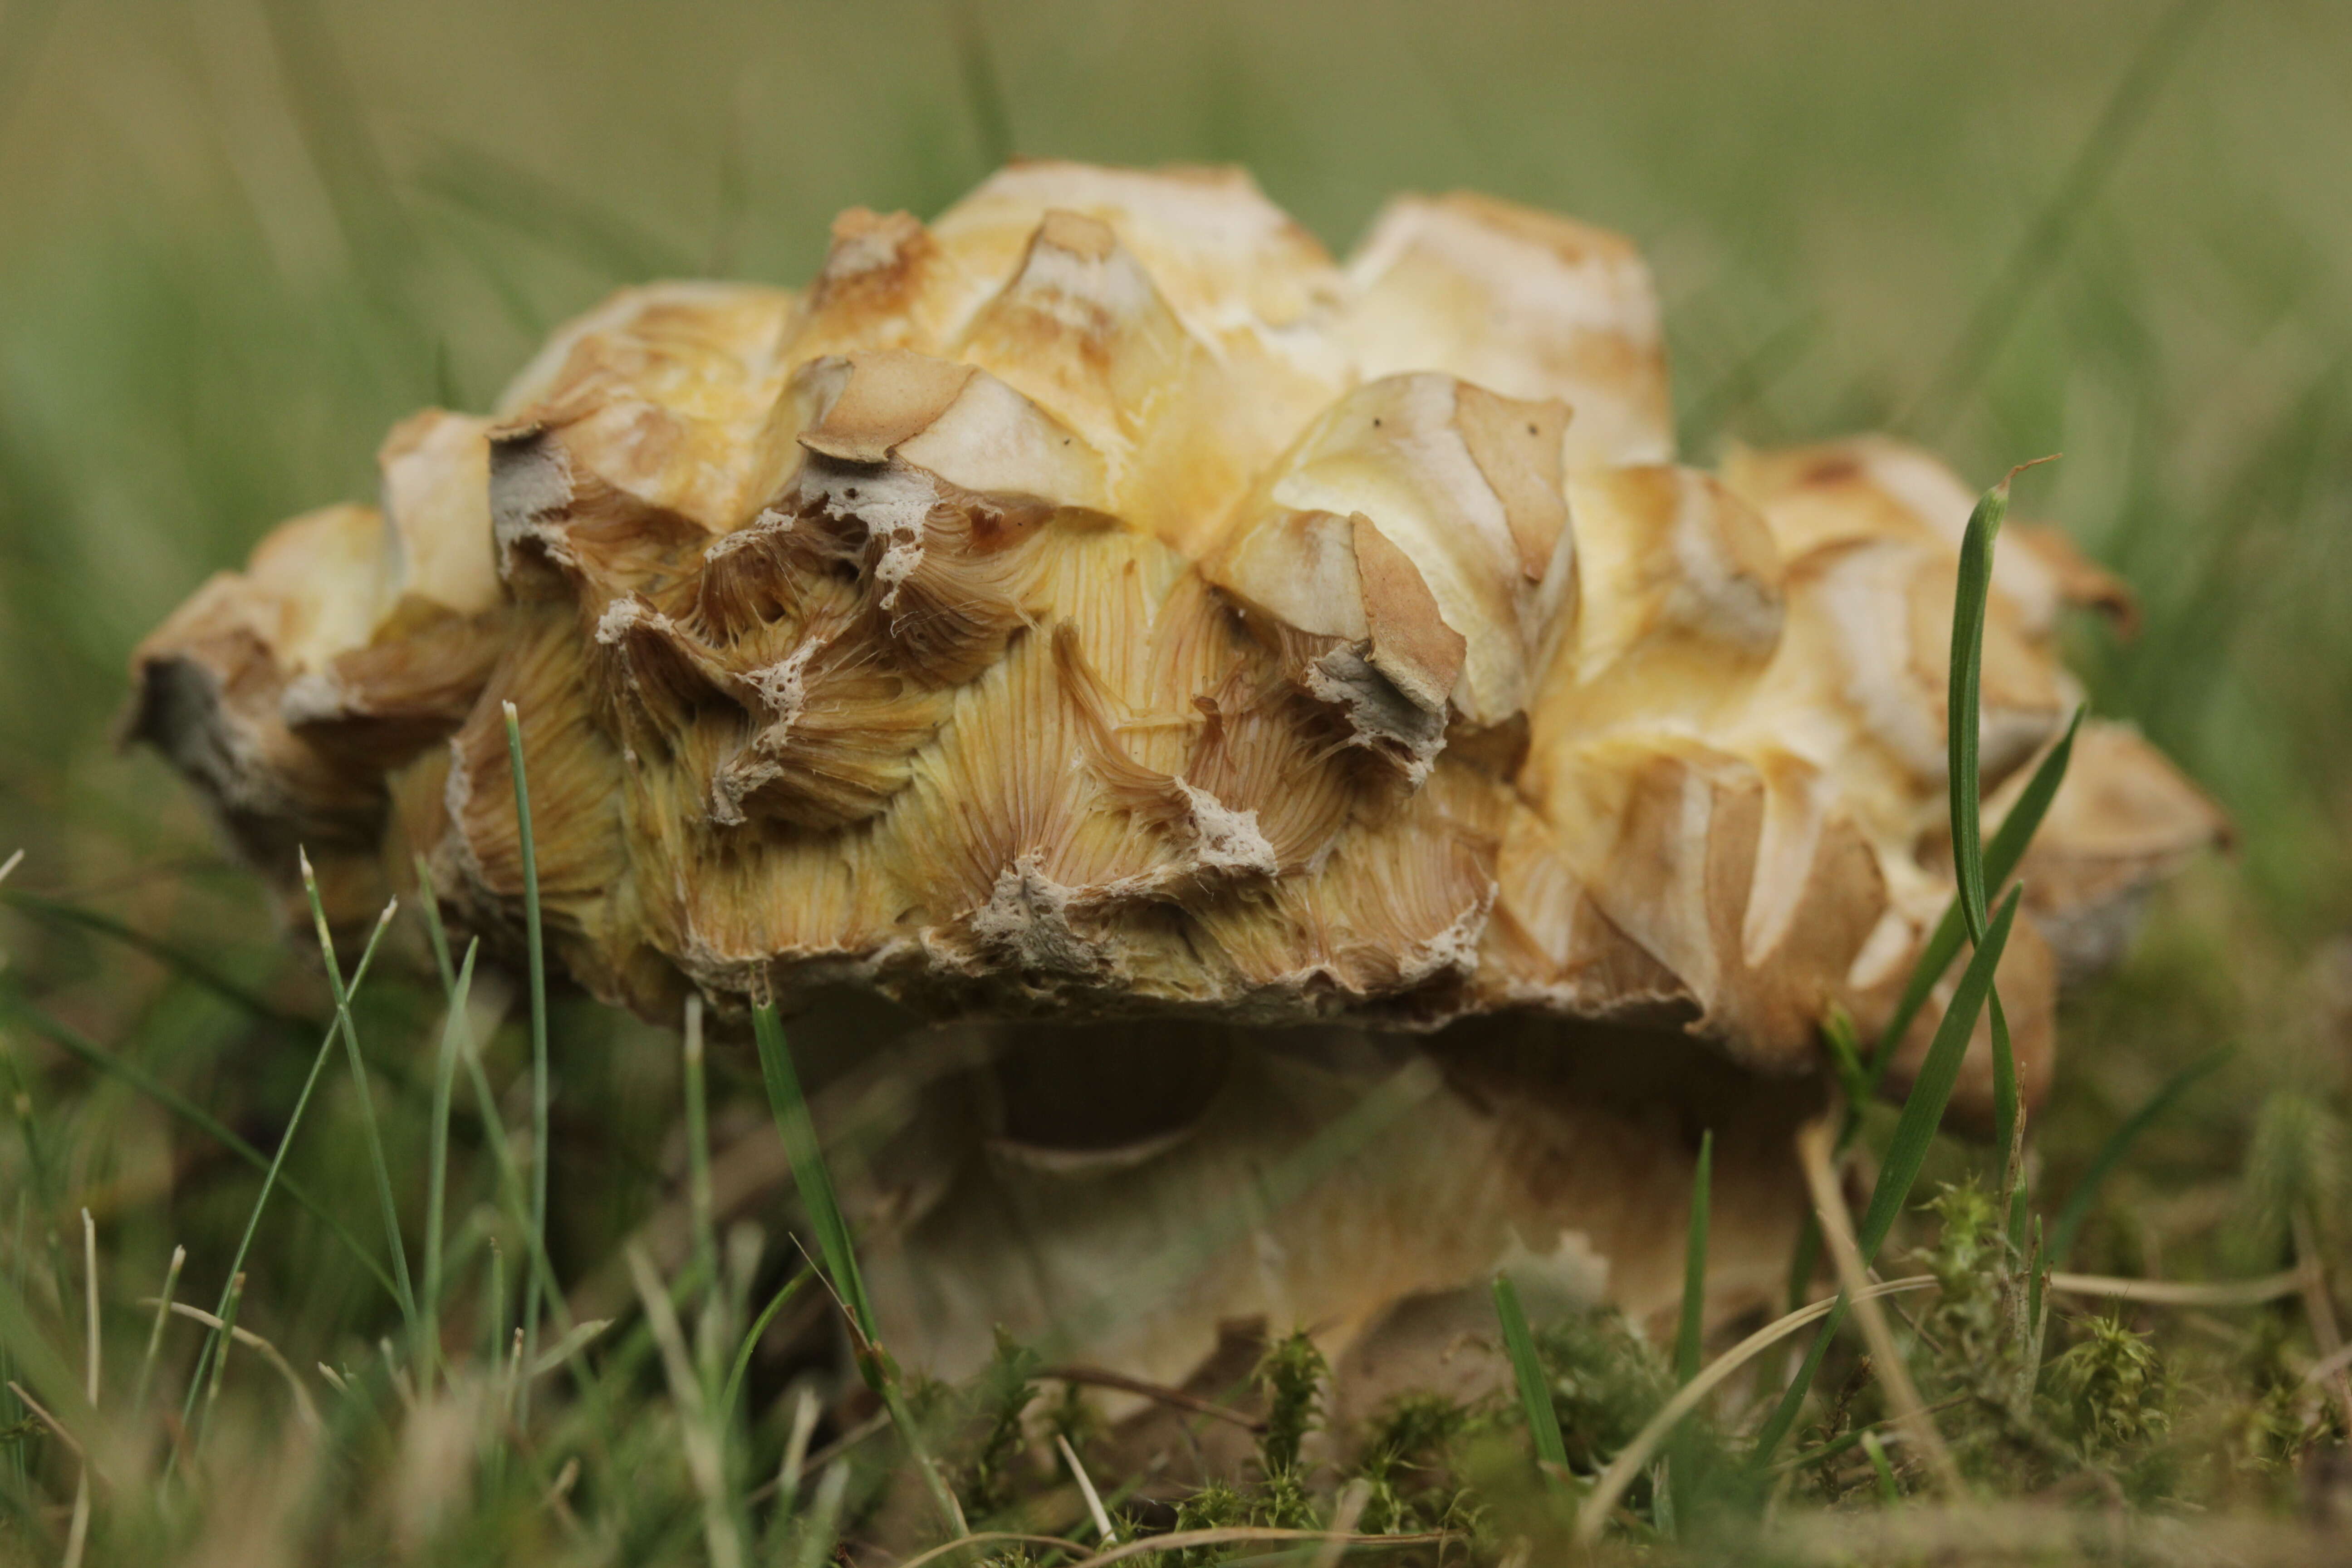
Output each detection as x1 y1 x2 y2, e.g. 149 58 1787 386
1991 999 2019 1177
720 1270 810 1427
1861 1431 1901 1502
1991 992 2029 1246
421 938 479 1394
1676 1131 1713 1387
683 995 720 1328
748 998 965 1533
1490 1272 1569 1480
1946 477 2016 946
0 983 397 1303
1752 887 2021 1461
181 897 399 1436
132 1245 185 1416
1752 1298 1844 1464
2050 1050 2231 1261
750 1000 874 1352
412 853 456 1000
1855 887 2021 1260
301 855 420 1349
1822 1009 1872 1112
503 701 554 1420
1871 706 2082 1087
0 888 317 1035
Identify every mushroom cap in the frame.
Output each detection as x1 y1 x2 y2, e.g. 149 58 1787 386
129 161 2223 1119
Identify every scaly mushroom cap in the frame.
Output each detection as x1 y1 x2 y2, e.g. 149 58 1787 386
129 162 2223 1110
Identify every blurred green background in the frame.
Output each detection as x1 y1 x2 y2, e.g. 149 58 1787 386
0 10 2349 1558
0 0 2346 1264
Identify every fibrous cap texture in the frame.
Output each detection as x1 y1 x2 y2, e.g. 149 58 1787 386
130 162 2224 1111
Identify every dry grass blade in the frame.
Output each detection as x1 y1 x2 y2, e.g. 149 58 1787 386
2291 1210 2352 1428
2044 1270 2304 1307
0 848 22 885
64 1211 96 1568
1058 1431 1119 1545
1795 1118 1964 1496
625 1245 745 1568
142 1299 323 1430
1313 1480 1375 1568
5 1380 90 1469
1767 1499 2336 1567
531 1318 614 1379
1576 1275 1940 1546
1056 1525 1449 1566
2302 1340 2352 1389
894 1533 1095 1568
132 1244 185 1414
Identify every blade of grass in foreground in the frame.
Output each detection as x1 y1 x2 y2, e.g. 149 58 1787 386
1750 886 2022 1462
1871 707 2082 1083
0 990 398 1302
1491 1272 1569 1483
0 887 316 1035
503 701 554 1422
720 1271 810 1427
421 938 480 1393
1676 1131 1713 1387
1948 463 2059 944
750 1001 875 1353
2051 1050 2231 1262
179 898 398 1445
301 854 420 1353
751 998 965 1534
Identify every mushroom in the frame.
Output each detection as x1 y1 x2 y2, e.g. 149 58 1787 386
126 162 2224 1400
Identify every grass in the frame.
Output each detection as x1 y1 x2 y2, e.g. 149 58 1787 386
0 1 2349 1563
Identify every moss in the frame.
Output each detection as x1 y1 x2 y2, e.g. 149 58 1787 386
1252 1329 1328 1478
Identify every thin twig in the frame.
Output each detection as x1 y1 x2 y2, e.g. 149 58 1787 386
1796 1119 1965 1497
1040 1365 1266 1432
